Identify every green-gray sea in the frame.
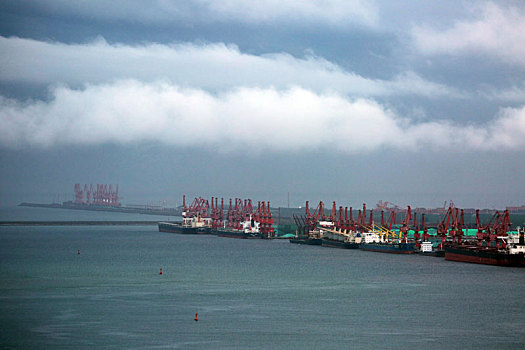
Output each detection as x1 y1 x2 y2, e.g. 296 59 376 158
1 206 525 349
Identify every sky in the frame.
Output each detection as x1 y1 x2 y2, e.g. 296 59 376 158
1 0 524 209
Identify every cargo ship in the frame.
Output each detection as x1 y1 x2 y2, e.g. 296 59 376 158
289 229 323 245
416 240 445 257
216 215 262 239
360 242 416 254
289 237 323 245
320 227 361 249
444 230 525 266
289 213 323 245
158 215 212 234
360 231 416 254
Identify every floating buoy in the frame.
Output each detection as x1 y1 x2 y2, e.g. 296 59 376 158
77 250 80 255
194 312 198 322
159 268 163 275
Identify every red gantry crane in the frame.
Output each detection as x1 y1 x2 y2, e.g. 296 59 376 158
305 201 326 231
182 195 209 221
255 201 274 239
400 206 411 243
210 197 224 229
413 212 420 248
73 184 120 207
476 209 511 249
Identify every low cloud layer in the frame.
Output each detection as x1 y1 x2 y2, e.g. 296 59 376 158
1 80 523 152
412 2 525 66
0 36 461 99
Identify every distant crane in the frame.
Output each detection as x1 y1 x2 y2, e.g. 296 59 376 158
73 184 120 207
376 200 401 212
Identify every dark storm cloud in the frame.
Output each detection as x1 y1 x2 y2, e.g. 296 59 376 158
0 0 379 27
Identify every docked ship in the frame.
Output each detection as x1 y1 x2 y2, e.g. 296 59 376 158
158 214 212 234
360 231 416 254
320 226 361 249
417 240 445 257
216 215 262 239
289 229 323 245
159 196 213 234
289 213 322 245
444 229 525 266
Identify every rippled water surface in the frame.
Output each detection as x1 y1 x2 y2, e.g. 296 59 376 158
1 208 525 349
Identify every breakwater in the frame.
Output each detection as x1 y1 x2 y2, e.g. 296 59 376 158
0 221 159 226
18 202 182 216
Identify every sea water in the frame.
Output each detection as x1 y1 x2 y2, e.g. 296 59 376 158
1 207 525 349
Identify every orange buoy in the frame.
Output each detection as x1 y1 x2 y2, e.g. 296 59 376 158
194 312 198 322
159 268 163 275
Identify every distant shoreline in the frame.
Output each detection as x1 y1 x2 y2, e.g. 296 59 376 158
0 221 160 226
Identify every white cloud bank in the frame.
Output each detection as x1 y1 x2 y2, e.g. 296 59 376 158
1 80 523 152
0 36 461 99
412 2 525 66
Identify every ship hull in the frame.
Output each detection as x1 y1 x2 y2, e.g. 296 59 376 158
289 238 322 245
321 238 360 249
216 229 262 239
417 250 445 257
445 246 525 267
158 222 210 234
360 242 415 254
